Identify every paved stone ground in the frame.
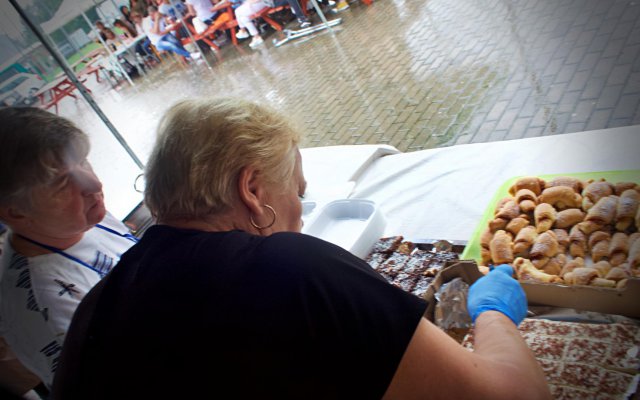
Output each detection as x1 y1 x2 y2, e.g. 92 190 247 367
68 0 640 155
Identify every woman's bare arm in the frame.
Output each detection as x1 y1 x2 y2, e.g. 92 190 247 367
383 313 550 400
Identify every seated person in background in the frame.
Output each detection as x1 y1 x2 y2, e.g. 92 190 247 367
284 0 312 28
120 4 134 25
113 18 137 39
0 107 138 389
129 0 149 17
157 0 187 21
141 5 202 61
184 0 222 26
129 12 157 61
94 21 118 50
234 0 311 48
156 0 190 40
234 0 269 48
53 97 550 399
184 0 237 46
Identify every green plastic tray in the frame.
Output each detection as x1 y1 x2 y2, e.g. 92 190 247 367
460 170 640 264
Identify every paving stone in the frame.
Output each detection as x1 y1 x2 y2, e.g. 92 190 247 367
581 78 607 100
607 64 632 85
612 94 640 119
596 85 624 109
586 109 613 131
506 117 531 140
486 100 509 121
496 108 520 131
572 100 597 123
568 70 590 91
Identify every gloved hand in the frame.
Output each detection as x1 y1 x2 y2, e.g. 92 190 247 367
467 264 527 326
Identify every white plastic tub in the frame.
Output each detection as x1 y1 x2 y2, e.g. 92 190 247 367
302 199 386 259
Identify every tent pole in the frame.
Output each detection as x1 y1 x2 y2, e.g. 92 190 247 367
8 0 145 169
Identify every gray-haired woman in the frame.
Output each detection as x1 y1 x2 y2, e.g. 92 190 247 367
54 98 549 399
0 107 137 391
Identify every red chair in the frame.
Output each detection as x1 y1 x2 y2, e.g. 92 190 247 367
181 5 239 51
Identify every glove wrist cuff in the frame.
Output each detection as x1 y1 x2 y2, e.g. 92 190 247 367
472 306 519 326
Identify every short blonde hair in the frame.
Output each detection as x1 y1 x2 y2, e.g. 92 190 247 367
145 98 301 221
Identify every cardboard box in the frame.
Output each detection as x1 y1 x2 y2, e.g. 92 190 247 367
522 278 640 319
425 260 640 319
423 260 482 322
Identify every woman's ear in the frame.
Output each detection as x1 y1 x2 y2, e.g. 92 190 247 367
0 206 28 227
237 165 265 216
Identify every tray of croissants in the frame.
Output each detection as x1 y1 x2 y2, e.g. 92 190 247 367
462 171 640 294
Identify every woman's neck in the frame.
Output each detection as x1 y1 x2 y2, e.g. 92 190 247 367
10 231 84 257
159 213 255 234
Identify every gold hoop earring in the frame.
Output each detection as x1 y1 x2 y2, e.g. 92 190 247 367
250 204 277 230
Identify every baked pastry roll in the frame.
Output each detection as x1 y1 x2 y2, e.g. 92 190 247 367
605 266 630 282
506 216 530 236
609 232 629 267
488 218 508 232
589 231 611 263
509 176 546 196
515 189 537 213
560 257 584 278
495 200 520 220
530 231 559 268
578 196 618 234
552 229 569 253
480 228 493 265
614 182 638 195
629 232 640 248
490 200 520 232
615 189 639 231
542 253 566 276
514 257 562 283
539 186 582 210
592 260 612 278
545 176 585 193
590 278 617 288
513 226 537 257
569 225 587 258
554 208 585 229
582 181 615 210
494 197 511 215
534 203 557 233
489 230 514 264
564 267 598 286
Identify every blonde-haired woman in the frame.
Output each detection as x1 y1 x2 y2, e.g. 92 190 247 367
55 98 550 400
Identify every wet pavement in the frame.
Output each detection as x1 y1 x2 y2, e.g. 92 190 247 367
60 0 640 160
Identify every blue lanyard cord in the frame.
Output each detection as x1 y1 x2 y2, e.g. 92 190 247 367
16 225 138 277
17 235 107 277
96 224 139 243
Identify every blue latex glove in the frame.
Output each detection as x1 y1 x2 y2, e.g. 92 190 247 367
467 264 527 326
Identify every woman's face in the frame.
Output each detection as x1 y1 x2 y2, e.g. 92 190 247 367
264 149 306 233
21 158 106 242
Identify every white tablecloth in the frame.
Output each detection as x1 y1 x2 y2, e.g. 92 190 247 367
301 125 640 243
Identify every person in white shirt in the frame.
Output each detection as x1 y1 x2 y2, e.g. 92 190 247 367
0 107 138 390
140 5 202 60
185 0 219 24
